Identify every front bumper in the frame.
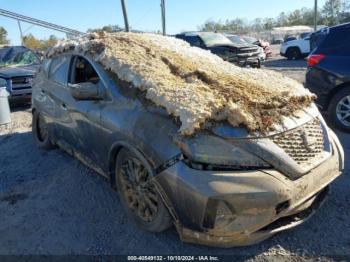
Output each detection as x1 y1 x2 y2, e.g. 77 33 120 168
156 135 343 247
8 89 32 104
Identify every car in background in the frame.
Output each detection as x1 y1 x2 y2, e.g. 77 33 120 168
0 46 41 104
225 34 266 61
175 32 261 68
306 23 350 132
241 36 272 59
273 37 284 44
280 34 311 60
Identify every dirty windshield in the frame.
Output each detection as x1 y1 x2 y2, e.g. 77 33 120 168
199 33 232 47
0 47 40 68
227 35 247 44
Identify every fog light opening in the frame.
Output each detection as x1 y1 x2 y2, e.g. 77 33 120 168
276 200 290 214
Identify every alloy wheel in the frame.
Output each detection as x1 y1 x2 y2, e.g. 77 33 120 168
119 157 159 222
336 95 350 127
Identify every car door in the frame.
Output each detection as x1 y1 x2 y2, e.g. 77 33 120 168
65 55 108 175
46 54 77 150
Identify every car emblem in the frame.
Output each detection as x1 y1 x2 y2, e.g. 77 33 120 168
301 130 318 152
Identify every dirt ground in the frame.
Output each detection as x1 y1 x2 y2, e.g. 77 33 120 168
0 51 349 260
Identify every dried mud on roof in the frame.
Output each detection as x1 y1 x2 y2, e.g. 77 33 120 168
47 32 315 136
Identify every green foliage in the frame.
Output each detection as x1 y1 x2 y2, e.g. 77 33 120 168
199 1 350 33
87 24 123 33
22 34 59 51
0 27 10 45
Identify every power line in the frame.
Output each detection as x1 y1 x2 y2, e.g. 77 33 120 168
0 8 83 36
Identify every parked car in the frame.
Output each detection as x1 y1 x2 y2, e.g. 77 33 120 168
306 23 350 132
273 37 284 44
280 34 311 60
225 34 266 61
175 32 261 68
32 35 343 247
241 36 272 59
0 46 41 104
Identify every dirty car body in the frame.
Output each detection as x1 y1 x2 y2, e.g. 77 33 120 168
32 50 344 247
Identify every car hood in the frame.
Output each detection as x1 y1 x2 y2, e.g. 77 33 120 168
0 64 40 79
212 103 320 139
209 43 255 49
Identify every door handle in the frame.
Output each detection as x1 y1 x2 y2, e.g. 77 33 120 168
61 103 67 110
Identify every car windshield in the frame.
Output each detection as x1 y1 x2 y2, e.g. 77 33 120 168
242 36 258 44
199 33 232 47
0 47 40 68
227 35 247 44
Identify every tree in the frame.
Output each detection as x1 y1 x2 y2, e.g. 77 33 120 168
22 34 59 51
276 12 288 27
0 27 10 45
87 24 123 33
322 0 343 25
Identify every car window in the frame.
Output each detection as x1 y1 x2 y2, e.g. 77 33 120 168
69 56 100 85
184 36 203 47
321 26 350 49
49 56 70 85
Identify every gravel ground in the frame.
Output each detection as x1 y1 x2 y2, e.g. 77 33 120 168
0 54 349 260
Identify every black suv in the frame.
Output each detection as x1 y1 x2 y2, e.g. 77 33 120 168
306 23 350 131
175 32 261 68
0 46 41 104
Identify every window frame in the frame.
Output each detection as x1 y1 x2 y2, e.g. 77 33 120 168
48 54 71 86
68 55 104 86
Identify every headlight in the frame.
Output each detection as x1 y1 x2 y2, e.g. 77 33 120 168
0 78 7 88
173 134 271 170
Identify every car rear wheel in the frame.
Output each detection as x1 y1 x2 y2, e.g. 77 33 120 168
115 148 172 233
286 47 301 60
32 111 54 149
329 87 350 132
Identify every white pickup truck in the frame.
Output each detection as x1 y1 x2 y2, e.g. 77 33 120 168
280 35 311 60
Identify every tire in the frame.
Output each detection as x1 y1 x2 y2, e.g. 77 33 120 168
32 111 54 149
286 47 301 60
115 148 172 233
328 87 350 132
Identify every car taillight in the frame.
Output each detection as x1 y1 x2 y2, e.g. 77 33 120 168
307 54 325 67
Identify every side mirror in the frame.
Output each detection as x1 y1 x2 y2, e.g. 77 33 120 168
69 82 102 100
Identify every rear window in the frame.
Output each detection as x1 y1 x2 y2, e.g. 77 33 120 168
49 56 70 85
183 36 203 47
317 25 350 51
310 29 328 51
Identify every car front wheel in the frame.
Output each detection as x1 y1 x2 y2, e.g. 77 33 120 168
32 111 54 149
329 87 350 132
115 148 172 233
286 47 301 60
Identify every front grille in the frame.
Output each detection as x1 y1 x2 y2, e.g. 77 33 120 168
272 119 325 167
12 77 29 85
11 77 32 90
237 47 259 56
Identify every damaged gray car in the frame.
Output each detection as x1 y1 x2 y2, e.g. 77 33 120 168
32 33 344 247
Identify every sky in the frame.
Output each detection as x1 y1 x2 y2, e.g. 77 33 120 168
0 0 327 45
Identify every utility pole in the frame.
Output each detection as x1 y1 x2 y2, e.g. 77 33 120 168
314 0 318 31
17 20 24 45
121 0 130 32
160 0 166 35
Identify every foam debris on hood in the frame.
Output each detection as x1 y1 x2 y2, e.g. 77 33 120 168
46 32 315 136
